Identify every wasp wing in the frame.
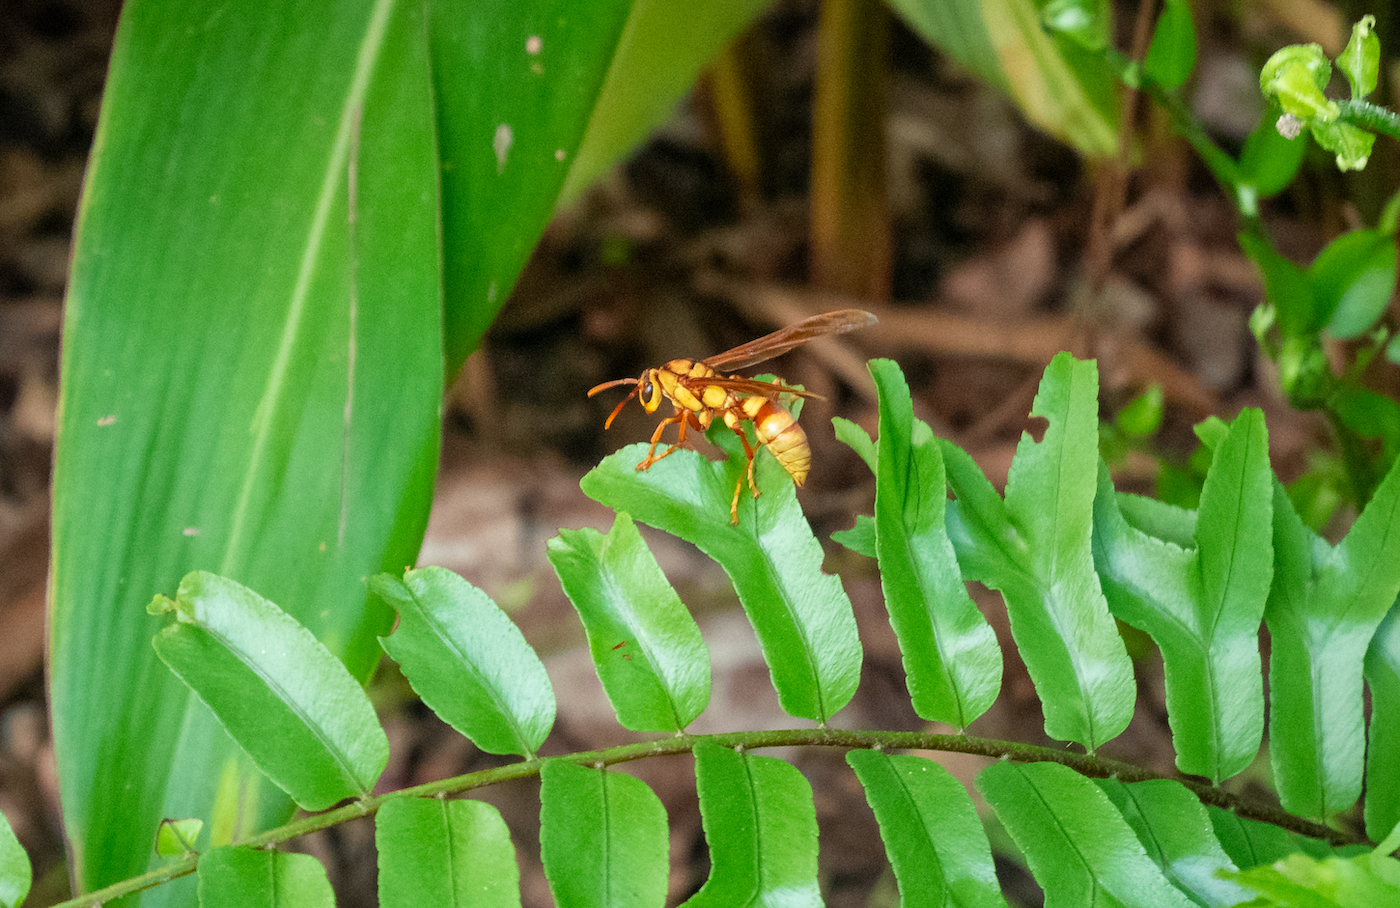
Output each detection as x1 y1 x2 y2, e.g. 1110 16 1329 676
702 309 877 371
687 375 825 401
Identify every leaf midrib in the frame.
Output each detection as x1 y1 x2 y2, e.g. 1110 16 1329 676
222 0 397 569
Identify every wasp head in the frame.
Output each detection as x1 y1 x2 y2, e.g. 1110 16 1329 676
588 368 666 428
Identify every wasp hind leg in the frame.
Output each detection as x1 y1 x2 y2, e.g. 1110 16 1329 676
729 426 762 525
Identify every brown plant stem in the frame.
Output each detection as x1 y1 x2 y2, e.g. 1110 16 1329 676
809 0 890 300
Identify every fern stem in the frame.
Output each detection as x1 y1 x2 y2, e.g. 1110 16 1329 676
46 728 1362 908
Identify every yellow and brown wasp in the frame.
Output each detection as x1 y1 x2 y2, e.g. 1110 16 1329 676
588 309 877 524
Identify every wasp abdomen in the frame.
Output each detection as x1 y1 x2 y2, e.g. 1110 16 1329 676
740 397 811 486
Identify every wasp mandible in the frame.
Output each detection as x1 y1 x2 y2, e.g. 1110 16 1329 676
588 308 877 524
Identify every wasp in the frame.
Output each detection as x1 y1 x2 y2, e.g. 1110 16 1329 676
588 309 877 524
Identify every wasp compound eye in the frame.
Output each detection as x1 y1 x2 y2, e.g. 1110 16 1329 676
641 379 661 411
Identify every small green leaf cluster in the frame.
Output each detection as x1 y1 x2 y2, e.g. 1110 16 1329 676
1260 17 1380 172
1244 20 1400 513
19 354 1400 907
1231 24 1400 473
1061 6 1400 517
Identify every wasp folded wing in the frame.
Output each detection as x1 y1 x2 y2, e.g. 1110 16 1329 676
688 376 823 401
702 308 877 370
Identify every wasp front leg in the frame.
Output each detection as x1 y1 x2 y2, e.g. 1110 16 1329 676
637 409 703 471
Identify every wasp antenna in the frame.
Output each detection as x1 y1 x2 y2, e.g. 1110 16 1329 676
603 393 634 429
588 377 639 397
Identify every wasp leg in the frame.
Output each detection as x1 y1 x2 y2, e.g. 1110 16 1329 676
637 410 702 471
729 425 761 525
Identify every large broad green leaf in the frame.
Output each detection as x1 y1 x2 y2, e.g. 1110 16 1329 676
51 1 442 900
437 0 776 365
1092 410 1273 783
978 762 1196 907
943 353 1135 750
372 567 556 758
376 799 522 908
556 0 773 207
581 431 862 725
56 0 718 900
150 572 390 811
682 743 822 908
1266 456 1400 819
430 0 633 370
539 761 669 908
548 514 711 733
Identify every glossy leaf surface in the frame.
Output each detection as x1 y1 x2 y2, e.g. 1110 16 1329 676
50 0 441 897
540 761 668 908
197 847 334 908
1096 779 1251 906
557 0 772 207
377 798 521 908
847 750 1008 907
1206 806 1296 870
682 743 821 908
1364 607 1400 841
1092 409 1273 781
150 572 389 811
581 435 861 724
1266 456 1400 818
944 353 1134 750
373 567 555 758
548 514 710 732
854 359 1001 728
978 761 1195 907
